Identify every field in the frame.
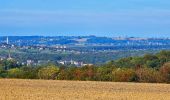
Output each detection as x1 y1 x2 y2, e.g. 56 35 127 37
0 79 169 100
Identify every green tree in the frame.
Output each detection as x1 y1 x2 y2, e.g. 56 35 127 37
115 57 133 68
157 50 170 66
38 65 59 80
0 64 7 78
20 66 39 79
96 66 115 81
145 59 160 69
3 59 20 70
8 68 23 78
131 57 144 69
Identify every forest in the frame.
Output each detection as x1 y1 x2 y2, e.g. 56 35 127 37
0 50 170 83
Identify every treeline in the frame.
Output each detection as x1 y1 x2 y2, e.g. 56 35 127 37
0 50 170 83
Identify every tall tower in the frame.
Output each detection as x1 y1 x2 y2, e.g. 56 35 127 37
6 36 9 44
6 36 12 60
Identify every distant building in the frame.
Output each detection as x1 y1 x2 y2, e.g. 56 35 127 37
58 60 85 67
83 64 93 66
27 60 34 66
58 61 65 65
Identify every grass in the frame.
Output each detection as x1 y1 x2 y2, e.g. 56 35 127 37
0 79 169 100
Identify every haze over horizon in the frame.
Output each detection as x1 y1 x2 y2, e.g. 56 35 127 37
0 0 170 37
1 33 170 38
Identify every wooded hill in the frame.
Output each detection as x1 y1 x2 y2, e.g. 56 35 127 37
0 50 170 83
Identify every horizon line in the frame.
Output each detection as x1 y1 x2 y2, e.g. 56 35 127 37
0 35 170 38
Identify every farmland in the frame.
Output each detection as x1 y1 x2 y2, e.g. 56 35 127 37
0 79 169 100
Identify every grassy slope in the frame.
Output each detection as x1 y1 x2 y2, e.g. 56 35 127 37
0 79 169 100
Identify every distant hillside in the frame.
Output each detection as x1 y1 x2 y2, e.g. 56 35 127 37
1 36 170 46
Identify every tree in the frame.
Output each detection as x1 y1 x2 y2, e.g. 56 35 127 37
0 64 4 73
63 66 77 80
38 65 59 80
74 68 82 80
160 62 170 83
115 57 133 68
135 68 163 83
157 51 170 66
96 65 115 81
20 66 39 79
131 57 144 69
3 59 20 70
112 68 136 82
0 64 7 78
143 54 158 61
57 69 68 80
8 68 23 78
145 59 160 69
81 65 97 81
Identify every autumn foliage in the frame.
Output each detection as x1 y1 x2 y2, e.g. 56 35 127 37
0 50 170 83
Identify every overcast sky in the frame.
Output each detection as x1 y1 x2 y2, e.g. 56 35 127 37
0 0 170 37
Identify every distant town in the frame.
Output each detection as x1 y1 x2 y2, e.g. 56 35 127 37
0 36 170 65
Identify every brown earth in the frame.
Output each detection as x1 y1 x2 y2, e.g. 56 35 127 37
0 79 169 100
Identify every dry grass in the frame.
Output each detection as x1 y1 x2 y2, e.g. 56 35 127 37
0 79 169 100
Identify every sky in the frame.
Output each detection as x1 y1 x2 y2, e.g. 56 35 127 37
0 0 170 37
